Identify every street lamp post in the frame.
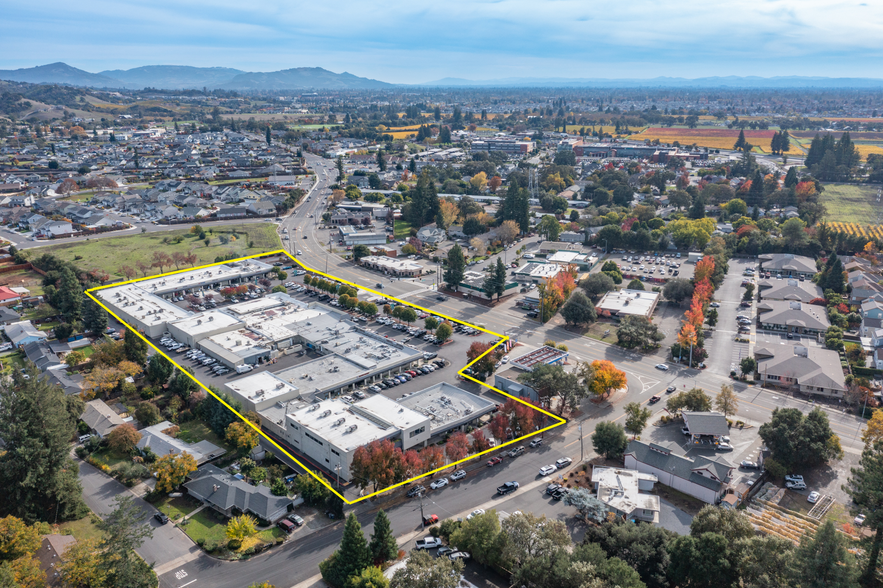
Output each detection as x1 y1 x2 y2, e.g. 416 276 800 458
603 239 608 255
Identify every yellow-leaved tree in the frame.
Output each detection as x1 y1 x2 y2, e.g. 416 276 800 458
154 452 197 493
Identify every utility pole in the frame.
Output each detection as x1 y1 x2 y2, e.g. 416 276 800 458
579 421 584 462
418 490 425 524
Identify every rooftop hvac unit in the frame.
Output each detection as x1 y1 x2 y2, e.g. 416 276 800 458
276 382 285 389
138 306 143 310
333 418 345 426
209 316 214 321
309 404 320 411
346 425 358 433
320 410 331 418
197 319 202 325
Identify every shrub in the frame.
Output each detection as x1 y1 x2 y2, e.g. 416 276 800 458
764 457 786 479
75 446 89 459
227 539 242 550
197 538 205 547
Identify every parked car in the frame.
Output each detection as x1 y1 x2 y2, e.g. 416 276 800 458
555 457 573 468
436 546 455 558
430 478 449 490
406 485 426 498
740 461 760 469
784 474 804 484
487 456 503 467
415 536 442 550
539 465 557 476
497 481 519 495
287 514 304 526
807 491 820 503
530 438 543 448
508 446 525 458
277 519 295 534
153 512 169 525
466 509 485 521
450 469 466 482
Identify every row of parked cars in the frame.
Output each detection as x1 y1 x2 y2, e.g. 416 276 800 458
366 359 448 393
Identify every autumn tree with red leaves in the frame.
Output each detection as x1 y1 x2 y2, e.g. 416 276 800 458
445 432 470 464
350 439 405 493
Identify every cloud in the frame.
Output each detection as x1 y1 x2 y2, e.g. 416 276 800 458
2 0 883 82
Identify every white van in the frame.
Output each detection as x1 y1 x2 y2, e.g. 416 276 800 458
236 364 254 374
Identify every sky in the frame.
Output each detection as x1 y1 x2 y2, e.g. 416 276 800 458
3 0 883 83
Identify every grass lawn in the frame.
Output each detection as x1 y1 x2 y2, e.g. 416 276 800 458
819 183 882 224
36 321 59 332
89 446 131 471
56 515 105 543
0 268 46 296
60 191 98 203
36 223 282 278
394 220 412 239
182 508 228 546
78 345 95 358
0 351 25 374
176 420 235 454
580 321 619 343
153 494 202 521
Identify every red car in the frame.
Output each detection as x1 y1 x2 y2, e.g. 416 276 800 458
423 514 439 526
486 456 503 467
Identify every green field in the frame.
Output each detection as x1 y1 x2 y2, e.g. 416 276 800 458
819 184 883 224
34 224 282 278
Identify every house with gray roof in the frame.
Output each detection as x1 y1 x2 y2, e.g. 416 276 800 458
756 300 830 335
754 344 847 398
136 420 225 465
184 464 296 523
758 253 817 278
4 320 48 346
757 278 823 303
81 399 125 438
624 440 734 505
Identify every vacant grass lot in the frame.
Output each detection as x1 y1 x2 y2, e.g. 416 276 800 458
37 224 282 278
177 420 234 454
57 515 105 542
819 184 882 224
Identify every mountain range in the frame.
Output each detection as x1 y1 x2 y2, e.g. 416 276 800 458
0 62 393 90
2 62 883 90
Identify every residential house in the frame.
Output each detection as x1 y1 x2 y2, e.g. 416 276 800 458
757 278 823 303
754 344 847 398
847 271 883 305
215 206 249 219
4 320 48 346
35 220 73 238
137 420 225 465
624 440 734 505
38 535 77 587
180 206 210 219
0 306 20 325
184 464 296 523
247 201 276 217
416 225 447 246
81 399 125 438
0 286 21 306
22 340 61 370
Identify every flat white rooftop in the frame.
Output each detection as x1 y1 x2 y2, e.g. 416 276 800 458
596 289 660 317
204 328 270 358
136 260 272 295
395 382 496 433
170 310 243 336
289 399 395 451
352 394 427 432
226 371 301 409
273 355 374 396
98 284 191 326
547 250 586 264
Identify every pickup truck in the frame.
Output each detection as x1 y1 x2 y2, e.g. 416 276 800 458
414 537 442 550
497 481 519 495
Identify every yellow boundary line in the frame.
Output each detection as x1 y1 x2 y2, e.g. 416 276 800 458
85 249 567 504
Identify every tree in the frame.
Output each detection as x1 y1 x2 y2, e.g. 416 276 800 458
226 421 259 455
353 244 371 262
517 363 584 415
154 452 197 493
666 387 712 414
560 290 597 326
265 126 271 145
320 513 371 588
350 439 405 493
368 510 397 565
583 520 674 588
0 372 87 524
488 258 507 300
59 538 105 588
691 505 755 541
842 439 883 585
450 509 500 567
537 215 561 241
424 316 439 330
668 533 737 588
0 515 43 588
563 487 607 523
466 341 498 379
581 272 615 299
739 356 757 377
862 409 883 446
226 514 258 542
135 402 160 426
350 566 389 588
592 421 628 459
123 329 149 365
663 278 694 303
590 360 627 398
83 298 109 335
623 402 652 436
107 423 141 455
616 315 664 350
498 220 520 244
389 550 463 588
65 349 86 367
790 520 858 588
96 494 155 588
444 244 466 290
627 279 645 290
759 407 841 469
56 267 82 319
715 384 739 417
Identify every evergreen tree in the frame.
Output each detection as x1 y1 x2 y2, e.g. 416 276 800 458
265 126 271 145
146 354 174 386
376 149 386 172
368 510 398 564
748 170 765 208
56 267 83 319
0 371 88 523
444 245 466 291
789 520 858 588
770 131 781 155
843 440 883 585
323 513 370 587
433 106 441 121
784 166 799 188
499 181 530 234
123 328 149 365
336 157 345 180
780 129 790 153
438 126 452 144
689 196 706 219
492 258 507 300
407 172 439 227
82 297 108 335
805 134 823 167
734 129 746 150
98 495 155 588
409 158 416 173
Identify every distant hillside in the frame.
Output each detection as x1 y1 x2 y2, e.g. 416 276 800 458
0 62 123 88
216 67 393 90
98 65 245 89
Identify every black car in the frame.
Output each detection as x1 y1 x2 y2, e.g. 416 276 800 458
551 487 569 501
407 485 426 498
154 512 169 525
436 295 447 301
546 483 563 495
497 481 519 495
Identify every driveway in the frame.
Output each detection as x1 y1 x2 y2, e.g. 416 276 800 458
76 458 202 574
705 257 755 376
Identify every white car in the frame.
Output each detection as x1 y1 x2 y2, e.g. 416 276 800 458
501 355 510 363
555 457 573 468
784 474 804 484
539 465 557 476
655 364 669 371
523 253 535 259
430 478 449 490
466 509 485 520
709 302 720 307
807 491 820 503
296 250 303 255
450 470 466 481
855 514 866 526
